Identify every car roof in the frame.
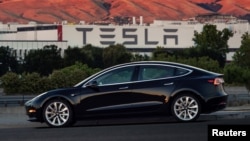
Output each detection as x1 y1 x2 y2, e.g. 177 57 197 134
111 61 197 69
111 61 222 76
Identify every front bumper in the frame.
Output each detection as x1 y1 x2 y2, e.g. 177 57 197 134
25 106 43 122
25 99 44 122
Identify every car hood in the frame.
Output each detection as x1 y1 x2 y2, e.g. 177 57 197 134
45 87 80 95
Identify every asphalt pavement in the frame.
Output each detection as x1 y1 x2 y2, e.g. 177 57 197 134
0 105 250 129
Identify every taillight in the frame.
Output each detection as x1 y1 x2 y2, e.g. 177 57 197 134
208 78 224 85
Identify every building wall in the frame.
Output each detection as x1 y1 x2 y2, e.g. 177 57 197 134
0 41 68 60
0 21 249 61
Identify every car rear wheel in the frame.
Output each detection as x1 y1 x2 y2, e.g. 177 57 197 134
43 99 73 127
171 94 201 122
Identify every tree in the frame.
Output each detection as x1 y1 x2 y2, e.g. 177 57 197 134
24 45 63 76
192 24 233 67
102 44 132 68
63 46 85 67
152 46 170 60
81 44 104 68
0 46 18 76
64 44 104 69
231 32 250 91
233 32 250 68
131 53 150 61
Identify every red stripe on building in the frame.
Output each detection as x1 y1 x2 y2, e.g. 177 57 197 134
57 25 62 41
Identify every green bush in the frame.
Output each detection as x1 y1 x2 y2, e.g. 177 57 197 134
242 69 250 92
0 62 101 95
50 68 88 88
223 63 245 85
36 76 54 93
19 72 41 94
49 62 100 88
1 72 21 94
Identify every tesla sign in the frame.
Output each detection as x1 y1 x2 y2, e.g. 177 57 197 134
76 27 178 46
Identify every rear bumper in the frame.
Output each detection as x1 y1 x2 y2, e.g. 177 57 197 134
203 95 228 113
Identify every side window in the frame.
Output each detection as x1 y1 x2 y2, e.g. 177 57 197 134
94 66 135 85
139 65 175 81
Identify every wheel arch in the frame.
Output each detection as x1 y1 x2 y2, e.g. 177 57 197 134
41 95 75 109
41 96 76 118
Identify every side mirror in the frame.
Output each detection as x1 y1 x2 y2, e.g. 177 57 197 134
86 81 98 88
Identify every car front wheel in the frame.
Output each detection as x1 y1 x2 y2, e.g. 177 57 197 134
171 94 201 122
43 99 73 127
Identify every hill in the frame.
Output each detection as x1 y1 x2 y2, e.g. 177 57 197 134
0 0 249 24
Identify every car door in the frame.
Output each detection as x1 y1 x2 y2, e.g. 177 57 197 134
78 65 138 116
129 64 178 112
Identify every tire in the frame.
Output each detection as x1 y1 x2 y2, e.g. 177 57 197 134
171 94 201 122
43 99 74 127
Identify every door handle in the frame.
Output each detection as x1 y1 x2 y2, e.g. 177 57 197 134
119 86 129 90
164 82 174 86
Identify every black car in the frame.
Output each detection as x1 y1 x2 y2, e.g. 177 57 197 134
25 61 228 127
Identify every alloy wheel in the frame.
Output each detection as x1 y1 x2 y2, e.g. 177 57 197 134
44 100 72 127
172 95 200 121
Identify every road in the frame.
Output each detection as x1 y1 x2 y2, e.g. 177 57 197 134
0 115 250 141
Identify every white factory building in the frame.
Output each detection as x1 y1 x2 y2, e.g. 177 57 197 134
0 15 249 62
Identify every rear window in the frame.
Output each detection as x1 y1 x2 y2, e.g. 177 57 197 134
175 68 190 76
139 65 190 81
